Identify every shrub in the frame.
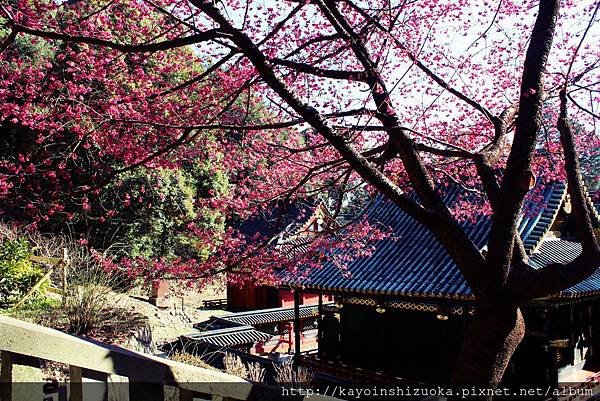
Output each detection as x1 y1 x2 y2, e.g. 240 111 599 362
246 362 265 383
0 236 45 307
223 353 248 378
170 351 217 371
61 252 142 337
273 358 314 387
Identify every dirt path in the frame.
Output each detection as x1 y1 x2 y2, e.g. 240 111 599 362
115 278 229 351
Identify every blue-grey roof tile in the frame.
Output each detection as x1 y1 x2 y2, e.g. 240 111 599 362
529 239 600 298
280 182 600 300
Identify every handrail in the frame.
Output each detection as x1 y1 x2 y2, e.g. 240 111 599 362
0 316 339 401
0 315 252 400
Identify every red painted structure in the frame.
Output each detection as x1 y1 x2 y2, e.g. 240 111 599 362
227 285 332 311
226 285 332 355
226 202 334 355
250 328 319 356
228 202 333 312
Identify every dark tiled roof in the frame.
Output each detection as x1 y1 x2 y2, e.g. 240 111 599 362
193 317 241 332
529 240 582 269
238 200 315 239
182 325 271 347
518 183 566 252
529 239 600 298
280 182 587 300
185 304 328 348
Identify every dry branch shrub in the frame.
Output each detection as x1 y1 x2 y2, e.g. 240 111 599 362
170 351 217 371
61 250 143 339
246 361 265 383
273 358 314 387
223 353 248 378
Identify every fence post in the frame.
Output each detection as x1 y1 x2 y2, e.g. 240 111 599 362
0 352 43 401
70 366 83 401
179 388 195 401
62 248 69 303
107 374 129 401
1 350 13 401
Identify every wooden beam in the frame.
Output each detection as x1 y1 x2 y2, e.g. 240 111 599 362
12 266 55 310
318 294 323 358
69 365 83 401
62 248 69 302
1 350 13 401
28 255 61 265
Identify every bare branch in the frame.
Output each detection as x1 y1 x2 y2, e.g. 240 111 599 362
271 58 367 81
12 23 223 52
283 33 342 59
112 108 372 130
567 92 600 120
343 0 496 123
565 1 600 84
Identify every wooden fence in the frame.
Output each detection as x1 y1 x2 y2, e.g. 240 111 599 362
0 316 337 401
12 249 69 310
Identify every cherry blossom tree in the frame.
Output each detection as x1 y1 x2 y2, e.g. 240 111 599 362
1 0 599 388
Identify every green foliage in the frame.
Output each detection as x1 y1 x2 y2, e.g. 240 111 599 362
3 296 61 321
0 237 45 306
92 162 227 261
13 35 55 63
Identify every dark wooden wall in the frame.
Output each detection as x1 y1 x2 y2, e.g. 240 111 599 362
322 299 600 385
337 304 464 382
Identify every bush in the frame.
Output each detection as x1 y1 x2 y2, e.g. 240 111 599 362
61 252 143 338
273 358 314 387
62 256 134 335
246 362 265 383
221 354 264 383
223 353 248 378
170 351 217 371
0 236 45 307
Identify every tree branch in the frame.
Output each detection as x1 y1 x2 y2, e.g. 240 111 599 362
485 0 560 290
78 128 195 194
192 0 487 294
507 90 600 301
343 0 495 123
283 33 342 59
271 58 367 81
112 108 372 130
12 23 223 52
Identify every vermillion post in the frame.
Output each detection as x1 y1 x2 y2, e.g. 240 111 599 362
293 290 301 359
317 293 323 358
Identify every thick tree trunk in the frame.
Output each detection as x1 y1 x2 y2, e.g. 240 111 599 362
451 302 525 399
